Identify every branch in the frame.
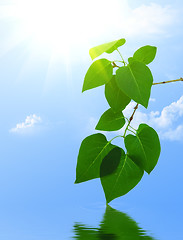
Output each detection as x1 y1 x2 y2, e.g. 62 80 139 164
129 103 139 122
123 103 138 137
112 61 120 68
153 78 183 85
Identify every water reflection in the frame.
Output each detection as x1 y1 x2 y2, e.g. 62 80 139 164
72 205 156 239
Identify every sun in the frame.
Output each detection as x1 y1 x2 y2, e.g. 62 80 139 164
7 0 120 56
13 0 85 53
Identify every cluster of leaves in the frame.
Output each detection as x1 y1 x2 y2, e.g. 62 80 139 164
75 38 161 203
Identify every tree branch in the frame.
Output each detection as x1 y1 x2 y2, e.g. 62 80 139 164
153 78 183 85
123 103 138 137
112 61 120 68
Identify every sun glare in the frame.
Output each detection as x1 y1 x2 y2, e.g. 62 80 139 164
10 0 119 55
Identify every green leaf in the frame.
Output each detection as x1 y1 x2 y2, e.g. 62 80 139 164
89 38 126 60
105 75 131 112
133 45 157 65
100 148 144 203
82 59 113 92
116 61 153 108
95 108 125 131
75 133 116 183
125 124 161 174
128 57 135 64
100 147 122 177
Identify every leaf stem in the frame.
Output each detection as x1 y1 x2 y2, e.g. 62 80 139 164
113 60 124 63
128 125 137 132
109 135 123 143
153 78 183 85
127 128 136 134
116 49 126 66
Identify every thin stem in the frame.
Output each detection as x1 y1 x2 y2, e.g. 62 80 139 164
153 78 183 85
127 129 136 135
124 117 130 123
128 125 137 132
113 60 124 63
116 49 126 66
109 135 123 143
123 103 139 137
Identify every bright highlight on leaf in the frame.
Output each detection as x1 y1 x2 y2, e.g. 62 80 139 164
77 38 161 203
89 38 126 60
82 59 113 92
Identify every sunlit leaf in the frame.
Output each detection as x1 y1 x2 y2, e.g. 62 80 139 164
89 38 126 60
95 108 125 131
100 148 144 203
82 59 113 92
105 75 131 112
116 61 153 108
133 45 157 65
125 124 161 174
75 133 116 183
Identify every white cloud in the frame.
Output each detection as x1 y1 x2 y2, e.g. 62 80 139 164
160 125 183 141
124 96 183 141
10 114 42 134
114 2 177 38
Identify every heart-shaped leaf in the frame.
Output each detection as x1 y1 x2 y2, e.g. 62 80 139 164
100 148 144 203
89 38 126 60
105 75 131 112
133 45 157 65
75 133 116 183
125 124 161 174
82 59 113 92
116 61 153 108
95 108 125 131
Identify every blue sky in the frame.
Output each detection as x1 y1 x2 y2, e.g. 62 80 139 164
0 0 183 239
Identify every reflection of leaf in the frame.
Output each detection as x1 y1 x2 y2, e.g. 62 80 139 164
75 134 116 183
89 38 126 60
72 206 156 240
99 206 155 240
73 224 98 240
82 59 113 92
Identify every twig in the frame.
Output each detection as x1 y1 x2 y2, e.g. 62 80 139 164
153 78 183 85
112 61 120 68
123 103 139 137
